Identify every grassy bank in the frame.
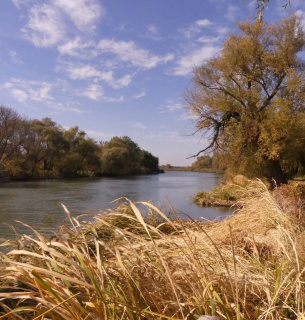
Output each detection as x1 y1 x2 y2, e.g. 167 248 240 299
193 175 255 207
1 180 305 319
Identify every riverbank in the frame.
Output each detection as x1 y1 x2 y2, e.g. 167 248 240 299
193 175 251 207
1 179 305 319
0 170 165 183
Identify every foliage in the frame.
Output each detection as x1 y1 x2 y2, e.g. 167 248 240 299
191 155 213 172
2 180 305 319
101 136 161 175
185 15 305 185
0 106 161 179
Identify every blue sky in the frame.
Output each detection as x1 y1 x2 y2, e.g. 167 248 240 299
0 0 304 166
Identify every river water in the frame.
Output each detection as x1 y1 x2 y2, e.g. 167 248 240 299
0 171 230 240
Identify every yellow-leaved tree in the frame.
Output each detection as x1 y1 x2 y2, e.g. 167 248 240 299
185 15 305 185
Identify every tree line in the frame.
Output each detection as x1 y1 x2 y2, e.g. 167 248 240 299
0 106 161 180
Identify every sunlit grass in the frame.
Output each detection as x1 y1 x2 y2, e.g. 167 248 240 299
1 180 305 319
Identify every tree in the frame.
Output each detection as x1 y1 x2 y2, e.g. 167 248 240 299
101 136 142 175
185 15 305 185
191 156 212 172
0 106 22 169
140 150 160 173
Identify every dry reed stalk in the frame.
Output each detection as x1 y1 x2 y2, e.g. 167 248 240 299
0 180 305 319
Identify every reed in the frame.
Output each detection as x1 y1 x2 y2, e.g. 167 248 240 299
1 180 305 319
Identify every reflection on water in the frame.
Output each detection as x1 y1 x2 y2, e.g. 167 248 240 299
0 171 231 240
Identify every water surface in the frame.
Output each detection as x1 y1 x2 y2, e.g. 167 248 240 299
0 171 230 240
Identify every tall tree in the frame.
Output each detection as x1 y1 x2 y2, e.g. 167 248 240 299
185 15 305 185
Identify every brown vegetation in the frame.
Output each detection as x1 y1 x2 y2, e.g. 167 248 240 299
1 180 305 319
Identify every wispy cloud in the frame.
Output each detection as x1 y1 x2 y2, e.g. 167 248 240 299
57 37 96 58
131 122 146 130
51 0 104 33
159 101 184 113
197 35 222 43
180 19 213 39
84 129 119 141
195 19 213 27
179 112 199 121
59 37 174 69
76 83 124 101
103 95 124 102
61 62 133 88
170 45 220 76
77 83 103 100
2 78 53 102
50 103 84 113
97 39 174 69
133 90 146 99
11 88 28 103
226 5 241 21
18 0 104 48
22 4 66 48
145 24 162 40
9 50 23 65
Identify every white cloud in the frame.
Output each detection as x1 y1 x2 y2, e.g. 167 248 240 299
195 19 213 27
78 83 103 100
159 101 184 113
57 37 95 57
3 82 13 89
58 37 174 71
197 35 221 43
62 62 133 88
103 95 124 103
180 112 199 121
50 103 83 113
85 129 119 140
131 122 146 130
18 0 105 48
111 74 133 89
22 4 65 47
226 5 241 21
51 0 104 33
11 89 28 102
9 50 23 65
181 19 213 39
146 24 162 40
171 46 220 76
133 90 146 99
75 83 124 101
1 78 54 103
64 63 112 81
97 39 174 69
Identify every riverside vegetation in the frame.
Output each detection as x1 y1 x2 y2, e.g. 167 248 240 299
1 179 305 319
0 106 162 181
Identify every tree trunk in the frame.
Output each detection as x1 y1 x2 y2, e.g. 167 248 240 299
266 158 287 187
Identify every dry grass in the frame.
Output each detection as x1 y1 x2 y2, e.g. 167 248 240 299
1 180 305 319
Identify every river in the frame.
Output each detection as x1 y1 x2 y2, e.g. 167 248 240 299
0 171 231 240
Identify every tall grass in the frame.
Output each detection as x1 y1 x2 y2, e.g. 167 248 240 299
1 180 305 319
